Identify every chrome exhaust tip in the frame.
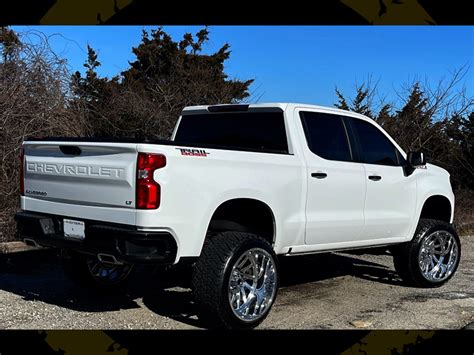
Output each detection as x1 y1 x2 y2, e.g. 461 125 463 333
23 238 41 248
97 253 124 266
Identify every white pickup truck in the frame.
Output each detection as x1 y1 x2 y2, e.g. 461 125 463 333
16 103 461 329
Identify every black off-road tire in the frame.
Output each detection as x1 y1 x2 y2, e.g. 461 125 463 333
61 251 133 291
192 231 279 329
392 219 461 288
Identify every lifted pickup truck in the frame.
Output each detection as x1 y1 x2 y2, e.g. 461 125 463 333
16 103 461 329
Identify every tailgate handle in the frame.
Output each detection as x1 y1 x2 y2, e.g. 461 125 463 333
60 145 82 156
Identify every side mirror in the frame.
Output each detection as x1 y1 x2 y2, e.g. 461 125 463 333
407 151 426 168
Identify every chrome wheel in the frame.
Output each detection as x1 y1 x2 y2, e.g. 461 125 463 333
228 248 277 323
418 231 459 282
86 258 133 285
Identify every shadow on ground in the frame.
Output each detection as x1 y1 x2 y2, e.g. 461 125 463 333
0 248 404 328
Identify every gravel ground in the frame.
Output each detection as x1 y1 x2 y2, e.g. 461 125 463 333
0 236 472 329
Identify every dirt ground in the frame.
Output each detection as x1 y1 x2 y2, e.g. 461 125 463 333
0 236 472 329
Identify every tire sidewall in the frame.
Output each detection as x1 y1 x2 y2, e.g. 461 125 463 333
220 238 279 329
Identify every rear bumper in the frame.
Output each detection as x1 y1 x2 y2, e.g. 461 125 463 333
15 211 178 265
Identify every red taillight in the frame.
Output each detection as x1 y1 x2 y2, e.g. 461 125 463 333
136 153 166 209
20 148 24 196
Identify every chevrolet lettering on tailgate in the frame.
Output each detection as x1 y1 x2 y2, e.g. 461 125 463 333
27 162 125 179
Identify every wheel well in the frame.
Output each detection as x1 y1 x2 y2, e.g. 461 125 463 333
419 195 452 223
207 199 275 244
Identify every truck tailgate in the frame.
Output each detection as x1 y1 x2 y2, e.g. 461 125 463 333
23 142 138 209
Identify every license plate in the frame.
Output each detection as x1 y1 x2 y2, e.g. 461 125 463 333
63 219 85 240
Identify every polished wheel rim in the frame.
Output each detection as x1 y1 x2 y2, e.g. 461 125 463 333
87 258 132 284
228 248 277 322
418 231 459 282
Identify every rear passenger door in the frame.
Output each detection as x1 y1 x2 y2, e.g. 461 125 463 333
347 117 417 241
299 111 366 246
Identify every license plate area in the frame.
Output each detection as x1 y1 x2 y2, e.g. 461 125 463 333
63 219 85 240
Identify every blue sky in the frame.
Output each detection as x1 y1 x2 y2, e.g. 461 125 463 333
13 26 474 108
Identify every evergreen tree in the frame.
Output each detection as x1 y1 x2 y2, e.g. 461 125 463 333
0 26 20 62
72 46 120 136
334 85 373 117
124 27 253 105
72 27 253 139
335 87 349 111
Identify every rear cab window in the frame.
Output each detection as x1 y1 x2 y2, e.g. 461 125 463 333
300 111 353 162
174 110 289 154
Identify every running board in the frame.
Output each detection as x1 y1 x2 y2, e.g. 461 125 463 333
284 243 398 256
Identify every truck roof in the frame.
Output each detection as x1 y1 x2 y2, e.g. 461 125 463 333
182 103 369 120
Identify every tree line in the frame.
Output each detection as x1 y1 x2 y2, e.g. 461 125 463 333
0 27 472 244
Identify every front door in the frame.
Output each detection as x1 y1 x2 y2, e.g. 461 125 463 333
348 117 417 241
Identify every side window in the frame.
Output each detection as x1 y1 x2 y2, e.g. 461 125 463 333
351 118 400 166
300 112 352 162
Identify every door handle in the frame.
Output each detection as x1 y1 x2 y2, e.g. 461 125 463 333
368 175 382 181
311 172 328 179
